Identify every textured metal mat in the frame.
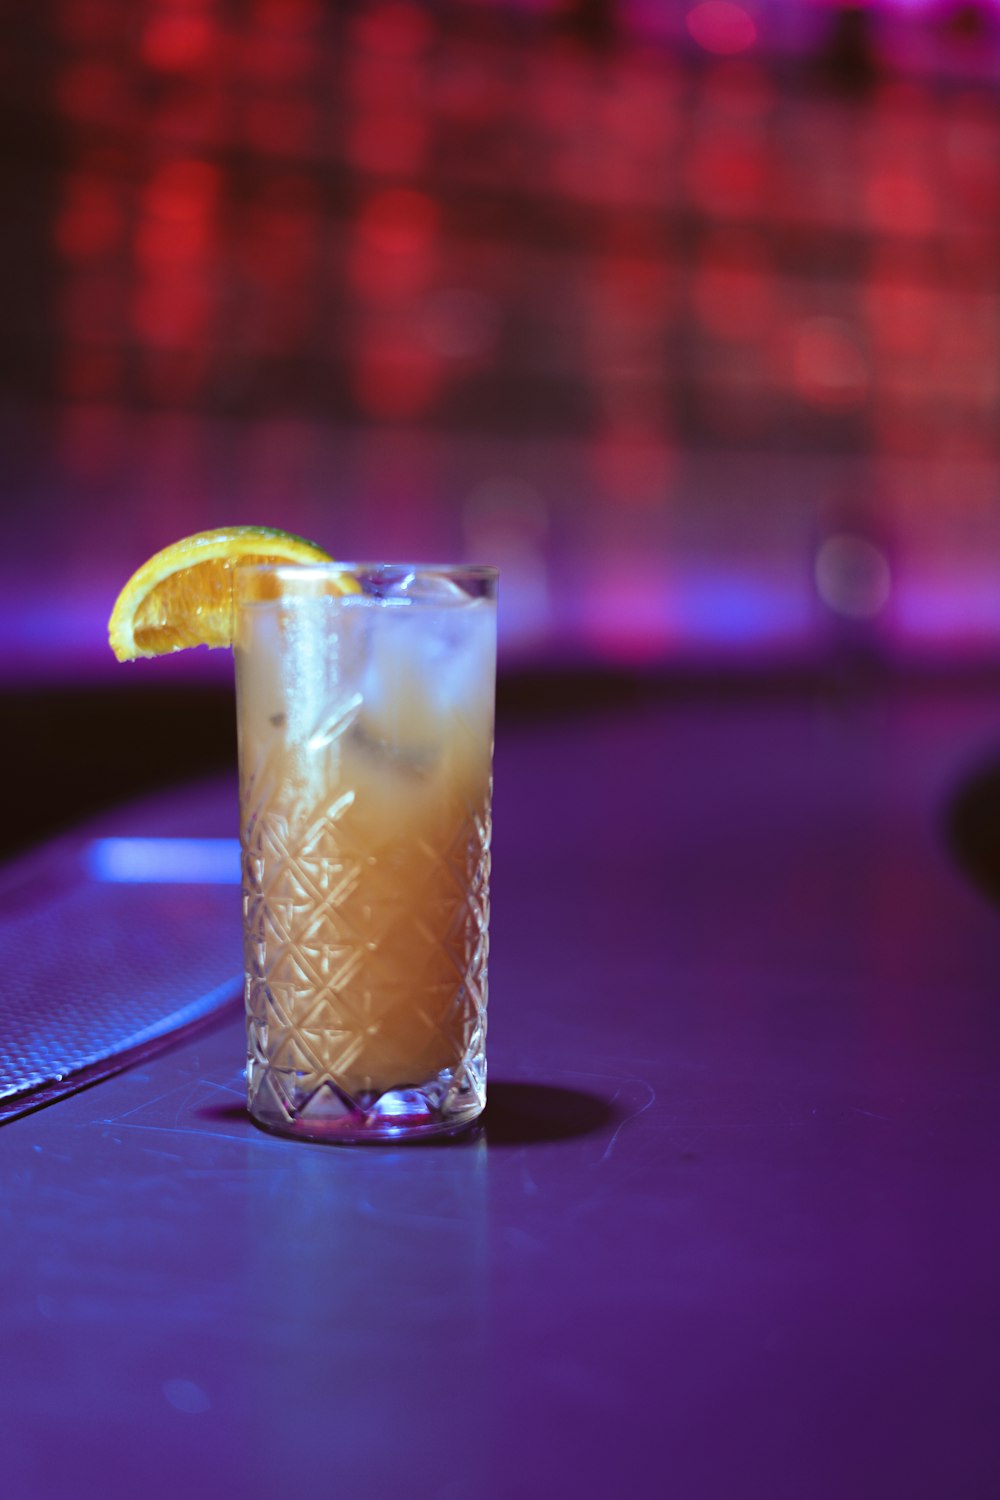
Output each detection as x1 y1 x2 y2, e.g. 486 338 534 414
0 835 242 1123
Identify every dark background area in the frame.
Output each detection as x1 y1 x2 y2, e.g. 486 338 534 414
3 0 1000 851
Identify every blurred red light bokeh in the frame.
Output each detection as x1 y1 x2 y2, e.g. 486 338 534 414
686 2 757 57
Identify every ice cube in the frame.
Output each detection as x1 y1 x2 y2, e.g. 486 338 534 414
368 568 472 606
351 595 494 772
433 597 496 715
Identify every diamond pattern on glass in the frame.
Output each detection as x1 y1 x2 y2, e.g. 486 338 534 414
241 765 491 1133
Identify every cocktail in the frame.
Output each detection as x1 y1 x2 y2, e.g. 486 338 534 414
235 563 496 1139
109 532 497 1142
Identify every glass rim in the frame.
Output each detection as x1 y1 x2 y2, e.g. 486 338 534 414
234 561 498 580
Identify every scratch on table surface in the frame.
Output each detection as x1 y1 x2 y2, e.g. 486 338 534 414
92 1081 192 1126
92 1073 244 1130
92 1119 262 1147
172 1079 218 1128
355 1198 472 1231
199 1077 246 1100
139 1146 186 1164
598 1079 657 1164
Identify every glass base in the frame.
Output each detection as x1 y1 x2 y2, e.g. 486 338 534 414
247 1065 485 1144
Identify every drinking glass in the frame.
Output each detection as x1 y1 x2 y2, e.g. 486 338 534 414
232 563 496 1142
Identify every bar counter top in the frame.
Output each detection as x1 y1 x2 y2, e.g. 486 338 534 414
4 681 1000 1499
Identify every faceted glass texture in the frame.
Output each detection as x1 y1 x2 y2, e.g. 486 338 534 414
234 563 496 1141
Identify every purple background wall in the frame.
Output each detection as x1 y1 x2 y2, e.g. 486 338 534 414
3 0 1000 682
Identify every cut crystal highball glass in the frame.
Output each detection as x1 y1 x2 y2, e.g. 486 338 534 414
233 563 497 1142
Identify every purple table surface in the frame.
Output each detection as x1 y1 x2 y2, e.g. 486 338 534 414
4 685 1000 1500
